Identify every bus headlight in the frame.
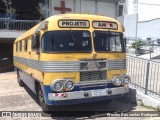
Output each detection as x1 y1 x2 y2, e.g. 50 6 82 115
123 76 130 85
112 76 122 86
50 80 63 92
54 82 63 91
50 79 74 92
64 80 74 90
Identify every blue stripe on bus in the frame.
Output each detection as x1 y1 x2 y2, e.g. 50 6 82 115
42 84 124 106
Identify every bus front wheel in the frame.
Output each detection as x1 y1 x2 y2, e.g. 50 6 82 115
38 85 51 112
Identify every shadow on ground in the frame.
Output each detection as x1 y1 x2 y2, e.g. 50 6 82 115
23 84 137 119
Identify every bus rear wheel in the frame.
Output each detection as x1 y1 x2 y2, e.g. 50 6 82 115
17 70 25 87
38 85 51 112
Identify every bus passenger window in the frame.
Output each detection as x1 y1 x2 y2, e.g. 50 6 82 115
24 39 28 52
19 41 22 52
32 34 40 51
16 42 18 52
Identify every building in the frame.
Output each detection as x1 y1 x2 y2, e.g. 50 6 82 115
48 0 122 18
123 14 160 40
0 0 40 72
0 0 125 72
137 19 160 39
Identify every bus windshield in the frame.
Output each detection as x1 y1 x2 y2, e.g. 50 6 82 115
42 30 92 53
93 31 125 52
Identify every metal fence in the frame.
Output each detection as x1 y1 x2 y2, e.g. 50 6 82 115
127 55 160 99
0 13 17 19
151 46 160 59
0 19 39 30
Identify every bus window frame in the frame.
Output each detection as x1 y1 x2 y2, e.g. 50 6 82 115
41 30 93 54
92 30 126 53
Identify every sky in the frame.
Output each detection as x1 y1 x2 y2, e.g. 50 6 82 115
127 0 160 21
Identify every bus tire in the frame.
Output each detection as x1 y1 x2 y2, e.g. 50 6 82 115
17 70 25 87
38 85 51 112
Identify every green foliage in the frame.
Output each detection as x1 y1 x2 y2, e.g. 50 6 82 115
131 41 145 48
2 0 16 14
36 2 46 20
6 7 16 14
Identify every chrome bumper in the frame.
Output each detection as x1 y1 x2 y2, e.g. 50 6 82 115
48 86 129 101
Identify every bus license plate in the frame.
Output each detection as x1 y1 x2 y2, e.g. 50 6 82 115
91 90 106 97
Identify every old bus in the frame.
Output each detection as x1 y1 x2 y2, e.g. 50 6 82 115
13 14 130 111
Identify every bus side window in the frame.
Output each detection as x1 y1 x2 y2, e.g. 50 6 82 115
32 34 40 51
24 39 28 52
16 42 18 52
19 41 22 52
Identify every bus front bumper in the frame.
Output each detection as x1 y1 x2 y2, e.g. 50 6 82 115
48 86 129 101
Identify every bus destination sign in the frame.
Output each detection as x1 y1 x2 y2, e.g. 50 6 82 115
92 21 118 30
58 20 90 28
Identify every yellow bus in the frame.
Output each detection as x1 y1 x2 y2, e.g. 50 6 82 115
13 14 130 111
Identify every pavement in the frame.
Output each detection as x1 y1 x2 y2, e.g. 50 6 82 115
0 72 159 120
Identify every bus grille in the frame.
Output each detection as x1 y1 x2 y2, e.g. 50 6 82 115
80 61 106 70
80 70 107 82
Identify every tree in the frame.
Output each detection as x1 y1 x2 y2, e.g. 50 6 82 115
2 0 16 18
36 2 48 20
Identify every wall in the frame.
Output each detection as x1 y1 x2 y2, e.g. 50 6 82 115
123 14 160 39
138 19 160 39
123 14 137 38
49 0 116 18
117 16 124 24
0 30 25 39
97 1 115 18
49 0 74 15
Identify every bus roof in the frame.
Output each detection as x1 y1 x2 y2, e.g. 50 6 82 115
15 14 122 42
46 14 119 22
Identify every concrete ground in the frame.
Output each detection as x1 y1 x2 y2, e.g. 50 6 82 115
0 72 159 120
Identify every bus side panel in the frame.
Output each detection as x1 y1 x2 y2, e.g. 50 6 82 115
19 69 36 93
